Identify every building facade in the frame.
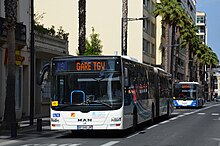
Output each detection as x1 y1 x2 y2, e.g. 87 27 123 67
0 0 69 121
196 11 207 44
72 0 156 65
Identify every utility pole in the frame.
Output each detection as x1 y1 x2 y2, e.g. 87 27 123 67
30 0 35 125
121 0 128 55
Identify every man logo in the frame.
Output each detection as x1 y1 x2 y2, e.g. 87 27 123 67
78 119 92 122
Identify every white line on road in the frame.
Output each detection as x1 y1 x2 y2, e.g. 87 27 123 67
160 120 169 124
212 113 220 116
0 140 20 146
147 124 159 130
100 141 120 146
170 117 178 121
126 132 140 139
197 113 206 115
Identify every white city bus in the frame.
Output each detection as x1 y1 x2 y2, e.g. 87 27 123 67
173 82 205 108
38 56 173 131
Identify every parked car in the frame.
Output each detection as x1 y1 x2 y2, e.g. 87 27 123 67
215 96 220 102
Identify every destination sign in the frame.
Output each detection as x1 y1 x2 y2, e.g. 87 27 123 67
76 61 106 71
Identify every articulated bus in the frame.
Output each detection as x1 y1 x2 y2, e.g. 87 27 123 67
38 55 173 131
173 82 205 108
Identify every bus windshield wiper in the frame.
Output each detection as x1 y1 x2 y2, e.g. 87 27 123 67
87 100 113 109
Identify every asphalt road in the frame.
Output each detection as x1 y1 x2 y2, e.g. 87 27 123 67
2 102 220 146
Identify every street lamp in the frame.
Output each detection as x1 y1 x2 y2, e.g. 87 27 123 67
121 17 148 56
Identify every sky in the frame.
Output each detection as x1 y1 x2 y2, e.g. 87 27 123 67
35 0 220 60
197 0 220 60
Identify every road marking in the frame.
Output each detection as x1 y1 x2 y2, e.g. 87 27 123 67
183 112 193 115
160 120 169 124
212 113 220 116
126 132 140 139
100 141 120 146
0 140 20 146
177 114 185 118
0 135 11 139
170 117 178 120
171 112 179 115
197 113 206 115
147 124 159 130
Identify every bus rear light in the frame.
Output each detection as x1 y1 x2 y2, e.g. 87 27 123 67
51 124 61 127
110 124 121 127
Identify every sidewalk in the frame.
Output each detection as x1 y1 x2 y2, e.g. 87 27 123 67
0 117 50 138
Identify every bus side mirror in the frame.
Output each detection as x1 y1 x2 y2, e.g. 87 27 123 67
37 63 50 85
124 68 130 87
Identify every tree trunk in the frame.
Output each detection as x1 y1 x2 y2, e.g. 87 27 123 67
164 22 169 72
208 64 213 101
2 0 17 130
170 25 175 77
78 0 86 55
196 60 201 84
185 40 189 81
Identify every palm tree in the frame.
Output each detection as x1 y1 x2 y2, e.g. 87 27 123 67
2 0 17 130
180 19 197 81
78 0 86 55
170 1 184 78
174 9 187 81
202 47 219 100
154 0 176 72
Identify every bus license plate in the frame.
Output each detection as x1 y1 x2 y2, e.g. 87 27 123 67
77 125 93 130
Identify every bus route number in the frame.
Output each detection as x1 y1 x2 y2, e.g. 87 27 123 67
76 62 106 71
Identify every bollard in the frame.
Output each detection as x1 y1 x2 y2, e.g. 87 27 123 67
37 118 42 131
11 122 17 138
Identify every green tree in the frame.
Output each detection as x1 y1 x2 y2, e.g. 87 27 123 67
202 47 219 100
2 0 17 129
180 19 197 81
77 27 103 55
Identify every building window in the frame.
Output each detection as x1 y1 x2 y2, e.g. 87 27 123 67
151 22 156 37
144 0 150 11
143 19 150 34
197 16 205 24
151 43 155 56
143 39 150 53
151 1 155 14
198 26 205 33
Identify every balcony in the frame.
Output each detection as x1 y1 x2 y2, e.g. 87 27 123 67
0 17 26 49
35 32 68 58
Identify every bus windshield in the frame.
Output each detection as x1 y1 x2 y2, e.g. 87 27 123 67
174 83 197 100
52 71 122 110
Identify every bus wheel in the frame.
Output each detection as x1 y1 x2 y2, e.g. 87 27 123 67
151 103 155 124
132 108 138 132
